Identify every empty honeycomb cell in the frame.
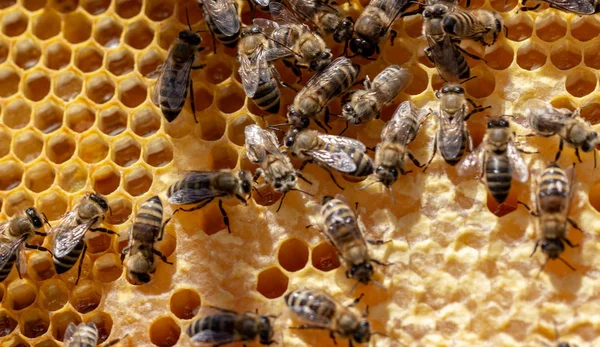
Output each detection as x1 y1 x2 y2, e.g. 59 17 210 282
256 267 288 299
169 288 201 320
227 114 255 146
98 106 127 136
204 59 233 85
86 311 113 344
465 67 495 99
550 95 578 111
47 133 76 164
534 13 567 42
2 10 28 37
5 279 37 310
571 16 600 42
404 65 428 96
0 40 7 63
82 0 110 15
50 309 81 341
118 77 147 108
516 41 548 71
35 340 60 347
93 253 123 283
402 15 423 39
88 229 113 254
23 0 46 11
149 316 180 347
79 133 110 164
0 160 24 190
174 2 203 24
580 102 600 124
106 49 134 76
63 12 92 44
0 129 11 158
209 143 239 170
145 0 174 21
57 161 87 192
115 0 142 18
65 103 95 133
37 190 68 221
91 164 121 195
13 38 41 70
23 71 51 101
278 238 309 272
50 0 79 13
44 41 71 70
144 136 173 167
490 0 517 11
75 45 104 73
93 18 123 49
123 166 153 196
0 0 16 8
34 101 63 133
20 308 50 338
38 279 69 311
505 14 534 42
32 10 61 40
28 252 55 281
565 69 597 98
193 86 214 113
584 40 600 69
12 130 43 163
311 241 341 272
138 48 164 77
54 71 83 102
384 40 412 66
0 310 18 337
157 22 180 51
112 136 141 167
24 161 55 192
87 73 116 104
216 85 246 114
132 107 161 137
70 281 102 313
0 67 21 98
550 41 582 70
124 20 154 50
4 190 34 216
105 196 132 225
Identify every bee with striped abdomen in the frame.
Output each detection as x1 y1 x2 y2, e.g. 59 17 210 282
425 83 490 169
285 288 386 346
198 0 241 53
518 163 583 277
52 193 116 285
64 322 127 347
0 207 51 282
341 65 412 133
164 170 252 234
520 0 600 14
442 9 504 46
286 56 360 131
458 118 532 204
151 10 206 123
284 128 374 190
186 306 275 346
121 196 173 285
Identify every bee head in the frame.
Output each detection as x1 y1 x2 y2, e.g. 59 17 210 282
582 131 599 152
25 207 44 229
353 320 371 343
334 18 354 43
89 193 109 212
541 239 565 259
349 38 375 58
321 196 335 205
427 4 448 18
238 171 253 196
179 30 201 46
351 262 374 284
258 315 275 345
342 103 356 118
375 166 398 188
284 128 299 148
309 51 332 71
438 83 464 97
274 174 297 193
487 118 509 129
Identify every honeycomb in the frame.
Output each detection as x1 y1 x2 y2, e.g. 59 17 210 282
0 0 600 345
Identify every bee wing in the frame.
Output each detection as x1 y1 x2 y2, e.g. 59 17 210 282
438 115 466 159
0 234 27 271
168 58 194 109
202 0 241 36
381 101 419 143
167 172 226 205
17 242 27 277
317 134 367 152
371 0 411 28
269 2 306 27
427 34 461 82
289 0 336 20
507 141 529 183
307 149 358 173
252 18 280 36
253 0 270 6
52 210 92 258
544 0 595 13
457 143 485 177
301 57 358 106
287 295 334 327
245 125 281 163
190 330 243 346
239 49 263 98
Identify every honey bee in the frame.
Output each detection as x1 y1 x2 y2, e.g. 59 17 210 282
284 128 374 190
458 118 531 204
285 288 386 345
517 99 599 167
341 65 413 132
424 83 490 168
151 10 206 123
121 196 173 285
164 170 252 234
186 306 275 346
349 0 412 58
0 207 51 282
253 2 332 77
315 195 389 287
442 9 504 46
52 193 116 284
520 0 600 14
64 322 127 347
286 56 360 131
369 101 427 189
247 0 280 13
198 0 241 53
519 163 583 277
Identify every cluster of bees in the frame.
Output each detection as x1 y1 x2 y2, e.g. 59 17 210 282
1 0 599 345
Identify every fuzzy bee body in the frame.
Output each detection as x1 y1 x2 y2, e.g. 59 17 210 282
521 0 600 14
287 0 354 44
442 9 503 46
199 0 241 48
64 322 126 347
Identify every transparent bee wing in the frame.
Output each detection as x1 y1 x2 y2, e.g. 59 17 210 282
190 331 240 346
167 172 226 205
438 115 466 159
239 50 262 98
151 77 162 107
287 291 335 327
245 125 282 162
202 0 241 37
318 133 367 152
427 34 461 82
308 149 358 173
457 143 484 177
507 112 530 128
368 0 411 29
17 242 27 277
0 233 27 271
253 0 270 6
507 141 529 183
168 58 194 110
252 18 280 37
381 101 419 144
269 2 306 27
52 210 93 258
63 322 78 342
544 0 595 13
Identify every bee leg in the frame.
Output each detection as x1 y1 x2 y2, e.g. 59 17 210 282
371 258 394 267
555 139 564 162
456 45 487 63
90 227 118 235
25 244 53 256
245 0 255 19
567 218 585 234
218 199 231 234
210 31 217 54
517 201 539 217
206 305 239 314
562 237 579 249
314 118 330 133
290 326 338 344
407 152 424 168
152 248 174 265
346 293 365 307
76 244 88 285
323 108 333 130
102 335 128 347
389 29 397 47
120 247 129 264
296 172 313 185
366 239 392 245
423 134 438 173
35 231 49 236
189 79 199 123
574 147 583 163
320 166 344 190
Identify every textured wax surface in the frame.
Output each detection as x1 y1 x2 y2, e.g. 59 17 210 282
1 0 600 346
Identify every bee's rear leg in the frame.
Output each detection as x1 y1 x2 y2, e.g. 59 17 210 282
567 217 585 234
152 248 173 265
25 244 53 256
282 59 303 83
210 30 217 54
120 247 129 264
90 227 118 235
555 138 564 162
289 325 337 345
574 147 583 163
314 119 330 133
408 151 424 168
76 244 88 285
189 79 199 123
218 199 231 234
320 166 344 190
389 29 397 46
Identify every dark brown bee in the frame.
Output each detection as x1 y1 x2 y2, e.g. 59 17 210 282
121 196 173 284
64 322 127 347
458 119 531 204
52 193 116 284
284 128 374 190
521 0 600 14
164 170 252 234
519 163 583 277
151 11 205 123
0 207 51 282
198 0 241 53
442 9 504 46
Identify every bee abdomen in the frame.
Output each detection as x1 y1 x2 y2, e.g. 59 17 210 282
0 254 16 282
285 289 336 321
133 197 163 242
443 12 476 36
53 240 85 274
253 78 280 113
70 326 99 347
485 156 511 203
188 314 236 340
159 70 187 122
539 167 569 199
455 51 470 79
343 147 374 177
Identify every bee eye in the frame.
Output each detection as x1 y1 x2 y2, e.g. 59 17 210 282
285 137 294 147
300 118 310 128
322 52 331 59
344 104 353 112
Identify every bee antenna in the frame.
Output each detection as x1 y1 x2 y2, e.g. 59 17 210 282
348 281 360 295
252 186 263 199
359 180 380 191
558 256 576 271
108 206 113 216
536 257 550 278
41 212 52 227
371 279 386 290
388 186 397 205
460 75 478 84
262 35 304 59
371 332 389 337
276 192 287 212
185 8 192 31
268 122 290 128
289 188 314 197
269 127 286 133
